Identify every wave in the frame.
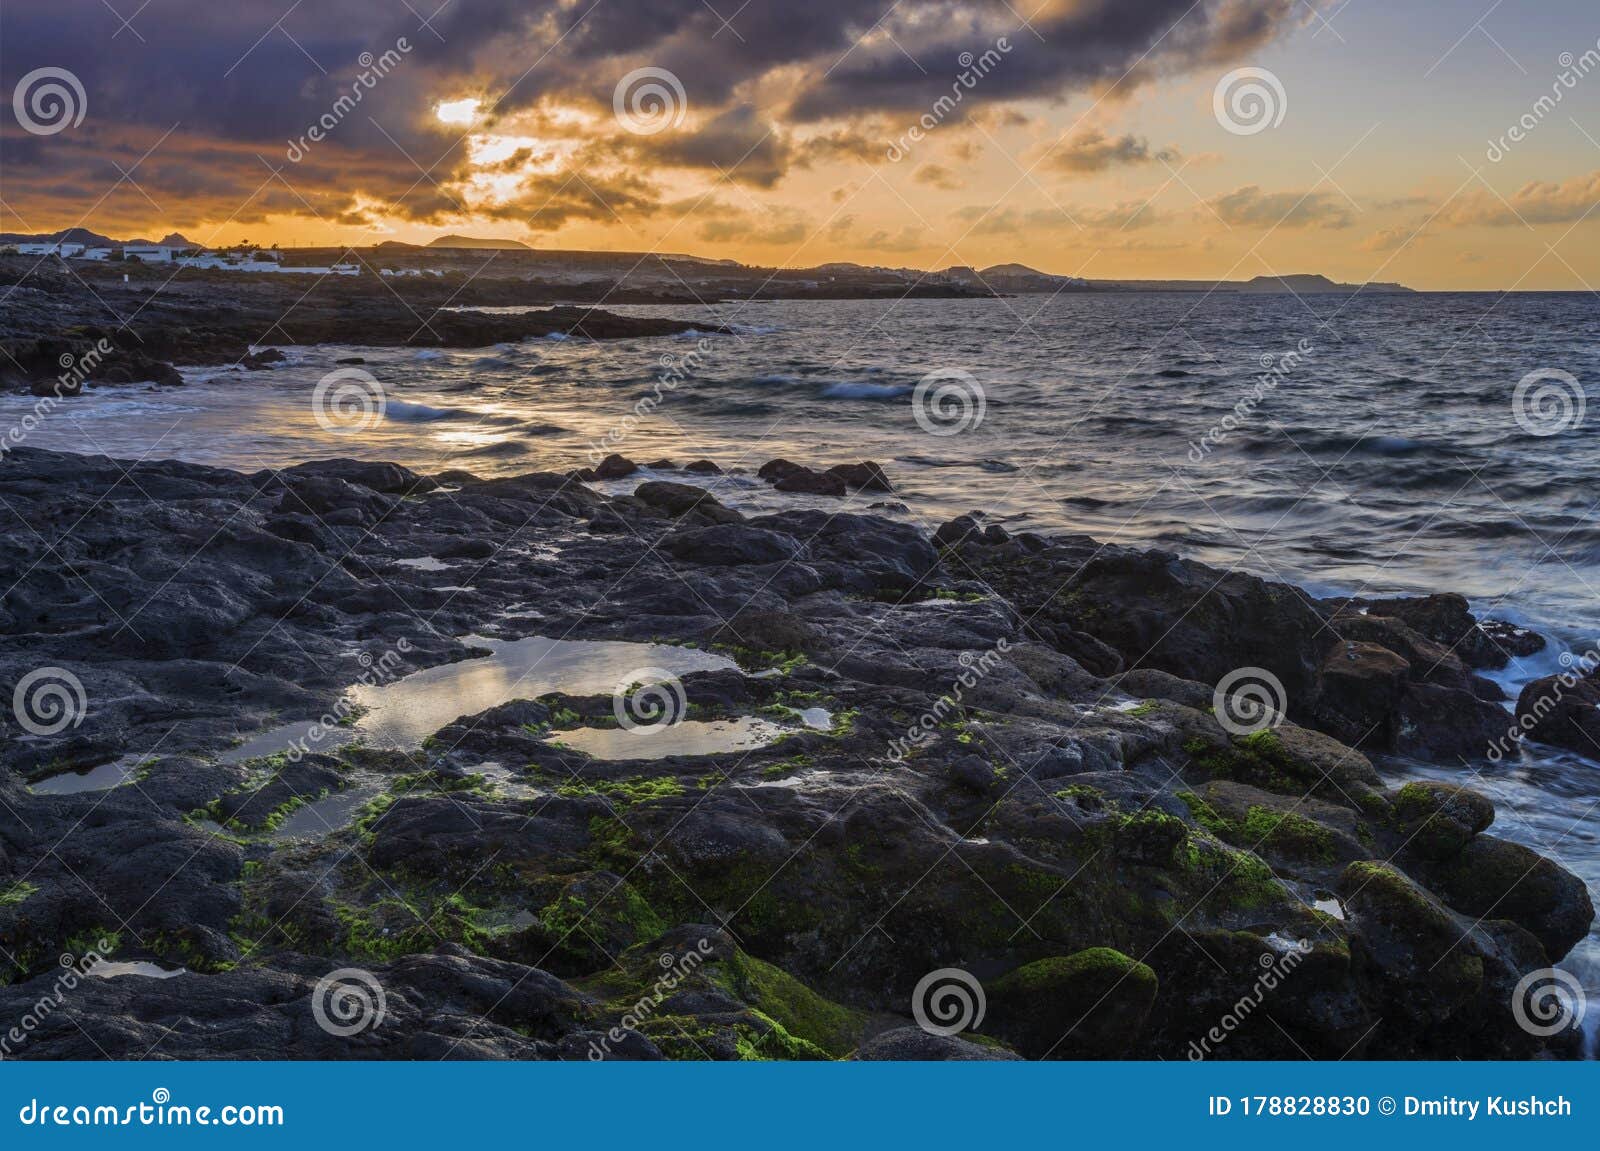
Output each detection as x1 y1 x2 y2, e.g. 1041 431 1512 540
820 381 912 399
459 439 529 458
386 400 465 422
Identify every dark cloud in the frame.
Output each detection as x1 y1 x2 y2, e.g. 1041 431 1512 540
1 0 1302 233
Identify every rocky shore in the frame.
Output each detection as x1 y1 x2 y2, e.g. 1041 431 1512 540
0 446 1591 1060
0 256 716 395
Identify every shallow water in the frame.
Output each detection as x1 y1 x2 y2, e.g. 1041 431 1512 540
222 634 739 762
89 960 185 979
548 716 793 760
270 781 385 841
30 757 140 795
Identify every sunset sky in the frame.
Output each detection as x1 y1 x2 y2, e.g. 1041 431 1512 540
3 0 1599 289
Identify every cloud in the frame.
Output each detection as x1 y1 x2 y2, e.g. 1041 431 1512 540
0 0 1306 236
953 196 1163 236
1204 185 1353 229
1047 129 1176 174
913 164 964 190
1440 172 1600 227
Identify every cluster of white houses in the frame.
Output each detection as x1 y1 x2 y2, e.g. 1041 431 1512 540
6 241 359 275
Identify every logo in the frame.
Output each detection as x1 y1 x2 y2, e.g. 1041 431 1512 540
12 666 87 736
311 967 387 1037
1513 368 1585 437
12 67 86 136
1212 667 1287 737
1213 67 1287 136
613 68 687 135
911 967 986 1036
312 367 387 434
912 368 986 436
1510 967 1586 1037
612 669 688 735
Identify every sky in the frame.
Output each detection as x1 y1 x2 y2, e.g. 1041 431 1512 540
2 0 1599 289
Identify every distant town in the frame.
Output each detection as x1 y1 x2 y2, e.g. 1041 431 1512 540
0 228 1412 296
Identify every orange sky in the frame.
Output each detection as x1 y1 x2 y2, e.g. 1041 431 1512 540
4 1 1599 289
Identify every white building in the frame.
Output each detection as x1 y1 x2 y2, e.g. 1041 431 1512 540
17 241 85 257
123 245 177 262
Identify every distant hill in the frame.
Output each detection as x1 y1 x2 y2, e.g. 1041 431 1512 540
0 227 118 247
1235 273 1412 294
427 235 530 250
1096 273 1413 293
941 262 1090 292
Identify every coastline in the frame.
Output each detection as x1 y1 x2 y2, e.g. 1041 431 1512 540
0 443 1591 1059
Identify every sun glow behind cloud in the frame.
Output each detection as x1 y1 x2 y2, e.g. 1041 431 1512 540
434 98 482 125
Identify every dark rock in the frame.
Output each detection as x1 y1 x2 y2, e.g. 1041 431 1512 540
825 461 893 492
1515 672 1600 759
987 949 1159 1058
855 1027 1020 1061
592 454 639 480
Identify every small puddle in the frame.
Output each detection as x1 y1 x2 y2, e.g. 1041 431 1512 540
271 783 385 841
547 717 792 761
396 556 451 571
795 707 833 730
90 960 185 980
1312 896 1346 921
31 757 140 795
221 636 740 762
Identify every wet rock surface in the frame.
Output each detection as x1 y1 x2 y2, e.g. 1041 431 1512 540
0 447 1590 1060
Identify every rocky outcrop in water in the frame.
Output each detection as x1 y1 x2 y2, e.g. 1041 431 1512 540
0 256 717 394
0 448 1589 1060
